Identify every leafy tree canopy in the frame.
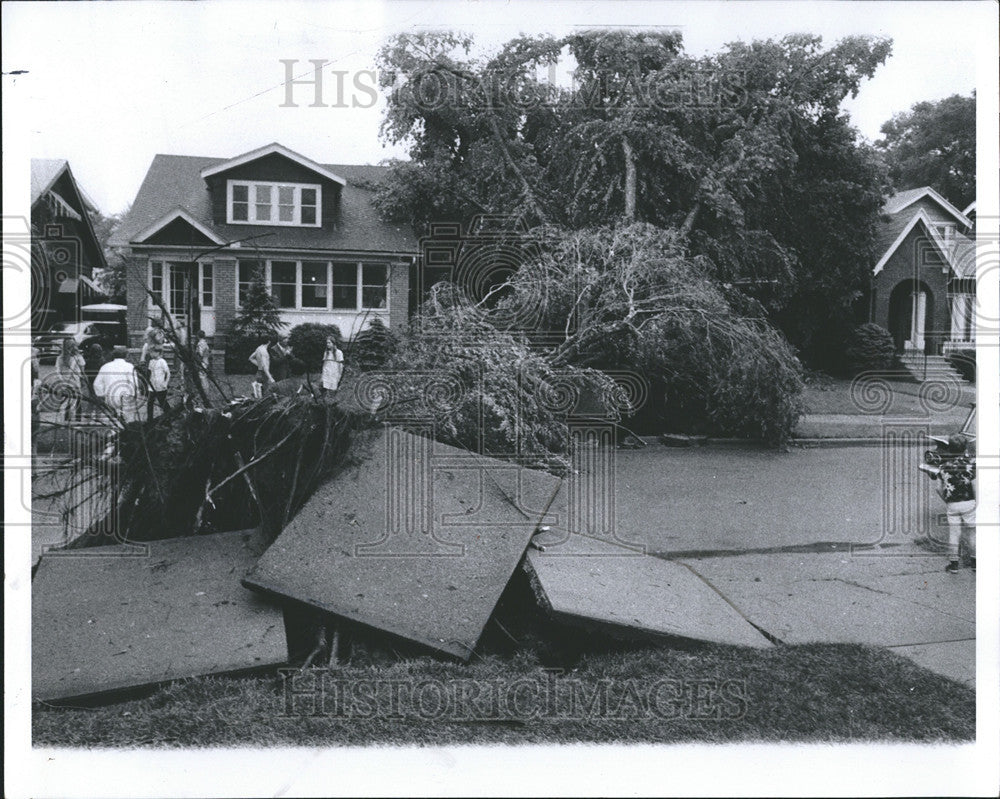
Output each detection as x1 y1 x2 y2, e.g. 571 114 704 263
876 92 976 209
374 30 892 366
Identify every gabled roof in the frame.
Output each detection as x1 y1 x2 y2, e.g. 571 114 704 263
198 142 347 186
874 208 950 275
950 232 976 279
112 153 417 255
31 159 70 205
133 207 225 246
31 158 108 271
882 186 972 228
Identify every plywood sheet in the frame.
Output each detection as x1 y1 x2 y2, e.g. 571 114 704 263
243 428 561 660
525 534 772 648
32 529 286 702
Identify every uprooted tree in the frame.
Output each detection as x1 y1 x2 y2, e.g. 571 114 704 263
374 29 892 368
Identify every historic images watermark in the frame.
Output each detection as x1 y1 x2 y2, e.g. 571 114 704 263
278 59 747 112
350 213 651 557
279 668 748 721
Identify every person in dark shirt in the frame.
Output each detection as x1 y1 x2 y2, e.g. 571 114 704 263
920 434 976 573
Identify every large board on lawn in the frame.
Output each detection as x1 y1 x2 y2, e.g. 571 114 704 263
32 529 286 703
524 530 772 648
243 428 561 660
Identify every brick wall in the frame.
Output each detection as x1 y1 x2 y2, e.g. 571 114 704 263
212 257 237 348
389 260 410 330
125 253 148 347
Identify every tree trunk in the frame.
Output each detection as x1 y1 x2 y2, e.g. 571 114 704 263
622 137 636 223
680 201 702 238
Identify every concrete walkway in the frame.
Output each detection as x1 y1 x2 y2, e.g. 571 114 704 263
605 444 976 686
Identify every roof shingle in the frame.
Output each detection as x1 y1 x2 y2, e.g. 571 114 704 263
112 153 417 255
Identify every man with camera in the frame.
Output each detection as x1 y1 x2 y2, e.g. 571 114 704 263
918 434 976 574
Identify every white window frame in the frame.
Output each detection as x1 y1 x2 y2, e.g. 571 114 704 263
200 262 214 309
233 259 392 312
226 180 322 227
149 261 164 308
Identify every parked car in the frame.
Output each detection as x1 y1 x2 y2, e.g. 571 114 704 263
34 321 119 362
80 303 128 346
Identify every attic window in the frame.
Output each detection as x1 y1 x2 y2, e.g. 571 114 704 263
227 180 321 227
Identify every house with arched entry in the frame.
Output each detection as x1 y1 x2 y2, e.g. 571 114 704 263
869 187 976 370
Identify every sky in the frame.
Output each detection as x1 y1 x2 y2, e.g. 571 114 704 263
1 0 988 215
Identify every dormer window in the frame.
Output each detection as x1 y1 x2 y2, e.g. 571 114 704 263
227 180 321 227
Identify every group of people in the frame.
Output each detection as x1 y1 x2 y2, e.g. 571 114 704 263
248 334 343 398
38 319 213 424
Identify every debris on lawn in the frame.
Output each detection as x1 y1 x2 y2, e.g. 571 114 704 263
242 428 561 660
32 529 286 704
32 409 778 703
523 531 772 649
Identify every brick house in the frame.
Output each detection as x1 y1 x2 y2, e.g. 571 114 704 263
30 159 108 331
110 143 418 349
869 186 976 356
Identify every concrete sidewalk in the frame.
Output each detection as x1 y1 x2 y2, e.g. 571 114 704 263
607 445 976 686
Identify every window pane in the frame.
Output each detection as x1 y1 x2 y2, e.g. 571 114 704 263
232 185 248 202
332 263 357 309
255 184 272 221
232 202 249 221
277 186 294 222
271 261 296 284
238 260 261 306
362 263 388 308
332 286 356 309
150 262 163 303
362 263 388 286
332 263 356 285
201 264 214 307
271 261 296 308
301 187 318 225
362 286 387 309
301 262 328 308
273 284 296 308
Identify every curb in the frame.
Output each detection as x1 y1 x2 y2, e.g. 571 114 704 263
636 435 886 449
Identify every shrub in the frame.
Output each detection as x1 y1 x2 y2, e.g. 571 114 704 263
844 323 896 373
349 317 398 373
288 323 343 372
226 264 286 374
224 336 260 375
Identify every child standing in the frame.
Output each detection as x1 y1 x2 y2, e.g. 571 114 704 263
146 345 171 420
919 434 976 573
321 336 344 396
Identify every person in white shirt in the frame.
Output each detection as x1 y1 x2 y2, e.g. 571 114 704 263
93 345 140 422
321 336 345 395
249 336 275 399
146 345 171 420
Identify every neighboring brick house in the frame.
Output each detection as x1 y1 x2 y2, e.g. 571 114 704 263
30 159 108 331
870 186 976 356
110 143 418 349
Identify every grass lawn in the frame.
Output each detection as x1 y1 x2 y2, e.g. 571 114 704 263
802 374 975 418
33 641 974 746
